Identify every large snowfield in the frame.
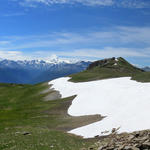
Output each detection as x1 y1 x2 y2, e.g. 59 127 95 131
49 77 150 138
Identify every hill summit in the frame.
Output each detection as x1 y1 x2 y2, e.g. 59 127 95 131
87 57 144 73
70 57 150 83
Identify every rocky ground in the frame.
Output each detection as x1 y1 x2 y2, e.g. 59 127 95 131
82 129 150 150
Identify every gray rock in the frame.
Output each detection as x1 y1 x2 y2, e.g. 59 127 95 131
93 130 150 150
141 141 150 149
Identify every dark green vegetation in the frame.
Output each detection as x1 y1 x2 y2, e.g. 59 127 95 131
70 57 150 83
0 83 101 150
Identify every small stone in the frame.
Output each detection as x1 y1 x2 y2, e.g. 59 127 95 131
141 141 150 149
23 132 30 135
95 135 99 138
133 143 141 148
124 145 132 150
111 128 116 133
130 146 140 150
128 135 135 141
136 136 148 142
107 146 115 150
118 145 125 150
98 146 103 150
50 145 54 148
134 132 140 138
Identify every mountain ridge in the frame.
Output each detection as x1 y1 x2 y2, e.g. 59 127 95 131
0 58 91 84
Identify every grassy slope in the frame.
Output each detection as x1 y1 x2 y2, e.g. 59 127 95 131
70 57 150 83
0 83 100 150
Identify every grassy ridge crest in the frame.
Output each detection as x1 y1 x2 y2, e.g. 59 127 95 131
70 57 150 83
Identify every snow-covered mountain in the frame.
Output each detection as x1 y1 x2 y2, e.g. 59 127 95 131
0 58 91 84
0 57 80 69
142 66 150 72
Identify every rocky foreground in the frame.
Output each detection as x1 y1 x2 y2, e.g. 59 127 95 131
83 130 150 150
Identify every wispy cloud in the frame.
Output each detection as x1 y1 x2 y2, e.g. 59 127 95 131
0 51 27 60
56 47 150 59
1 26 150 51
0 46 149 61
17 0 150 8
39 47 150 60
0 41 11 45
19 0 114 7
119 0 150 9
1 26 150 60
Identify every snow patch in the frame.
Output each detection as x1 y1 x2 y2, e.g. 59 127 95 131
49 77 150 138
115 58 119 61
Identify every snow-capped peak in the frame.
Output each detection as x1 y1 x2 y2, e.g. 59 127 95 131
45 54 60 64
45 55 79 64
0 54 90 66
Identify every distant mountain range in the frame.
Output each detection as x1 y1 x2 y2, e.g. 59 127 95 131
0 58 91 84
142 67 150 72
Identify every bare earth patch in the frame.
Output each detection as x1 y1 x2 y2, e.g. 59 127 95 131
42 83 103 133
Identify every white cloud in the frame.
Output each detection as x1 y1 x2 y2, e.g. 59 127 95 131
0 51 27 60
57 47 150 59
0 46 149 61
74 0 114 6
120 0 150 9
1 26 150 51
20 0 114 7
1 26 150 60
117 26 150 44
29 47 150 61
17 0 150 8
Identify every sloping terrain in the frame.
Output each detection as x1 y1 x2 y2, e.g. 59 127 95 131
0 82 100 150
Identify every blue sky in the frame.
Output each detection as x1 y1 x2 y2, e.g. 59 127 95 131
1 0 150 66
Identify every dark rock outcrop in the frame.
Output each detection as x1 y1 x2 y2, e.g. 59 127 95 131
87 57 116 70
